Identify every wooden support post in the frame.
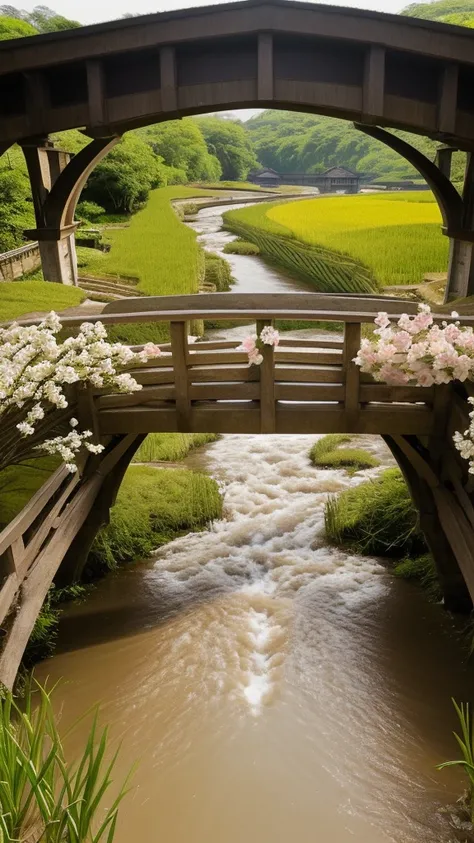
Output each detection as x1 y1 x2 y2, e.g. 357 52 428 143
343 322 361 427
171 321 191 431
257 319 276 434
87 59 106 126
362 46 385 122
438 64 459 136
446 153 474 301
160 46 178 113
4 537 25 575
435 146 454 181
258 34 273 101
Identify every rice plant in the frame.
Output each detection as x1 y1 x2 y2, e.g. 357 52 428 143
224 191 449 290
0 679 131 842
438 700 474 825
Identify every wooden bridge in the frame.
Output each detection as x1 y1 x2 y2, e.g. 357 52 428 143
2 292 474 689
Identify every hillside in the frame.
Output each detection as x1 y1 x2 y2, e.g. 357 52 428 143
402 0 474 26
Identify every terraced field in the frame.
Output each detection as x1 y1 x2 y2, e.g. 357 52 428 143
224 192 449 291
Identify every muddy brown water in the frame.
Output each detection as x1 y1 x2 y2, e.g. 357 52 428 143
36 202 474 843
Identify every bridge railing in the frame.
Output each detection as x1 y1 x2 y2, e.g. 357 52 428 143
12 293 474 437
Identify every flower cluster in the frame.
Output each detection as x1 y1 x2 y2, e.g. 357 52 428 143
354 303 474 472
354 304 474 388
238 326 280 366
0 312 161 472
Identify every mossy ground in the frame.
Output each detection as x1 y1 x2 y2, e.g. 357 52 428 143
310 434 380 475
0 281 85 322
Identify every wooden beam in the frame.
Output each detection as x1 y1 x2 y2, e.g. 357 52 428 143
87 59 106 125
258 33 273 101
257 319 276 433
438 64 459 136
160 46 178 112
343 322 361 417
170 321 191 430
363 45 385 121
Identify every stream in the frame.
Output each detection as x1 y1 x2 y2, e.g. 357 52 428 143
36 200 474 843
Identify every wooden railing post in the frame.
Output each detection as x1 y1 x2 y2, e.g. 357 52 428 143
257 319 276 434
343 322 361 427
170 320 191 431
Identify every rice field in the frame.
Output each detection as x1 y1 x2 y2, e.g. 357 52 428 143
268 192 448 286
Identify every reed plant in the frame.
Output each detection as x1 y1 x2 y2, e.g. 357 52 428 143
310 434 380 474
0 680 131 842
438 700 474 825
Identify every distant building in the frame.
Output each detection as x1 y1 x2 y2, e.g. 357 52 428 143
249 166 360 194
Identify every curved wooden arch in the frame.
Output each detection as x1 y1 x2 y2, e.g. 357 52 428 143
42 136 119 229
2 0 474 148
355 123 464 233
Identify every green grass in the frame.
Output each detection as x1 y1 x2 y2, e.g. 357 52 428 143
204 251 234 291
86 464 222 577
0 680 130 842
0 280 85 322
310 434 380 474
133 433 219 463
268 192 449 287
324 467 428 557
223 239 260 255
393 554 441 602
223 201 379 294
0 457 61 528
77 186 217 344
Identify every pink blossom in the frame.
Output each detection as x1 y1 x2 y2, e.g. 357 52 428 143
374 312 391 329
416 369 435 387
411 311 433 333
143 343 162 358
239 335 257 353
444 323 461 343
378 364 409 385
392 331 412 352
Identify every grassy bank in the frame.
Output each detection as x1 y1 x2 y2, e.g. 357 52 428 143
268 192 448 287
77 185 216 344
324 468 427 557
0 280 85 322
133 433 219 462
86 464 222 577
323 466 440 599
310 434 380 474
0 457 60 527
223 201 379 294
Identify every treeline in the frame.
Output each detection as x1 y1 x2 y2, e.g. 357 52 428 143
0 117 257 250
0 4 80 38
402 0 474 26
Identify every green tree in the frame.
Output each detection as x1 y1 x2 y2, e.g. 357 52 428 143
0 14 37 38
195 116 258 180
0 160 34 251
138 119 222 182
28 4 80 31
82 134 168 213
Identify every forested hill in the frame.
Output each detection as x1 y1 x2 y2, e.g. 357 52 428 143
402 0 474 27
246 112 447 183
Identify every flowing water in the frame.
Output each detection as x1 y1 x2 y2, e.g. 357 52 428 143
36 200 474 843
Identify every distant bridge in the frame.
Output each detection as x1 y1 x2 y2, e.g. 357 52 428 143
1 293 474 688
2 0 474 297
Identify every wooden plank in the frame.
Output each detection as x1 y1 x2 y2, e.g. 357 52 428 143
275 366 344 384
189 382 260 401
257 319 276 433
0 466 69 557
126 367 175 386
275 384 344 401
160 46 178 112
279 338 344 349
19 474 80 578
343 323 361 413
190 365 259 383
86 59 105 125
170 321 190 430
4 537 25 575
0 572 19 629
258 33 273 100
359 384 434 403
96 385 175 409
99 406 179 435
363 45 385 119
275 349 343 365
188 351 248 366
438 64 459 135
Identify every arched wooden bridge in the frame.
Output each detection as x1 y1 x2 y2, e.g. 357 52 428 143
2 0 474 297
2 292 474 689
